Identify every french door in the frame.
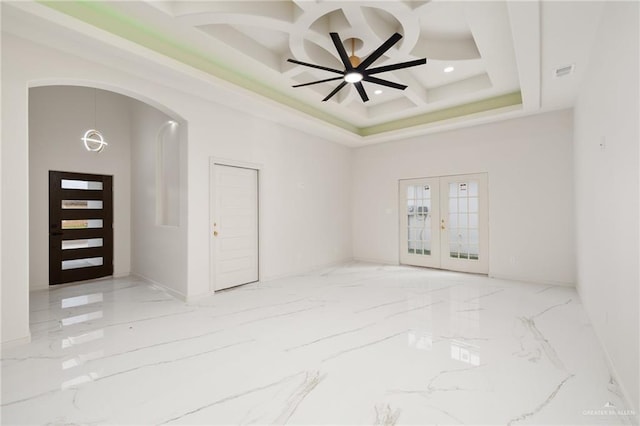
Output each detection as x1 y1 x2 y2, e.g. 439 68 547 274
49 171 113 285
399 173 488 274
211 164 259 291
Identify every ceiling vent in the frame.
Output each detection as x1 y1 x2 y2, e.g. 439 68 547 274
554 64 575 78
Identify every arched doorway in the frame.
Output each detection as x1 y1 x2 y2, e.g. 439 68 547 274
28 84 188 320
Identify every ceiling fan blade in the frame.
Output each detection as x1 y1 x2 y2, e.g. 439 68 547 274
354 82 369 102
287 59 344 75
357 32 403 71
363 75 407 90
366 58 427 75
293 76 344 88
330 32 352 70
322 81 348 102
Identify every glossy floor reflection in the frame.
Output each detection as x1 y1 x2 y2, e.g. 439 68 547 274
1 263 636 425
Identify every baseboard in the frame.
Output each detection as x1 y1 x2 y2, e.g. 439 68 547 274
575 285 639 421
488 273 575 287
351 261 576 287
260 258 356 282
1 333 32 349
113 272 130 279
184 290 216 303
352 257 399 266
130 273 187 302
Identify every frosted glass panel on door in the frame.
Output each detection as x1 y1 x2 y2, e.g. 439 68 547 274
448 181 479 260
61 257 103 270
62 200 103 209
407 184 432 255
62 219 103 230
62 238 103 250
61 179 103 190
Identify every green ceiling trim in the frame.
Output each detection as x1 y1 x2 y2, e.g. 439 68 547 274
38 1 522 139
360 91 523 137
38 0 359 134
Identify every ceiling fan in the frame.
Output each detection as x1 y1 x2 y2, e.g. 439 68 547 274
287 32 427 102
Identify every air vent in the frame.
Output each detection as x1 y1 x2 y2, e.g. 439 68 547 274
554 64 575 78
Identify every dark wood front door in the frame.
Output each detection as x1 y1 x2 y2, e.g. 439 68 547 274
49 171 114 285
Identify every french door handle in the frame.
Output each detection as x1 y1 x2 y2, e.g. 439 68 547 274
441 219 446 230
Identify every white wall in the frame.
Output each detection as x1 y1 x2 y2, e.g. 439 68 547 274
184 98 353 296
573 1 639 412
29 86 132 289
1 36 30 344
130 101 188 296
1 32 352 342
352 110 575 285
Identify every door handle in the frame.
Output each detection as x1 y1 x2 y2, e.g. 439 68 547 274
441 219 446 230
213 230 218 237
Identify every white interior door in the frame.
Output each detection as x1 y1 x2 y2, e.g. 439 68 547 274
399 173 488 274
212 164 259 291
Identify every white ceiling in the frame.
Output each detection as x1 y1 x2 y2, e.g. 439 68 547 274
158 0 521 127
3 0 607 144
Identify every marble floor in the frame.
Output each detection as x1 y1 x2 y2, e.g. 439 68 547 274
1 263 636 425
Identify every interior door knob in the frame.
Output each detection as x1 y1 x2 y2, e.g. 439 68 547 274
213 230 218 237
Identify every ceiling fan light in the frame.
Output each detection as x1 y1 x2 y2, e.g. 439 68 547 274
344 71 363 83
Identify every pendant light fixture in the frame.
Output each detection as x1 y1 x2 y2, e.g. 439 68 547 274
81 88 108 153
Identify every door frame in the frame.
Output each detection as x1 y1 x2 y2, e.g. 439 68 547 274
398 172 489 274
209 157 262 293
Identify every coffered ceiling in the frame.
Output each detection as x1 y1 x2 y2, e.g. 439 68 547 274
5 1 606 143
171 0 520 122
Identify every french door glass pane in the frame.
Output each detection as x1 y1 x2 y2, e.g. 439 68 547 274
469 245 479 260
448 181 479 261
469 197 478 213
407 186 415 199
469 213 478 228
407 184 431 256
459 198 468 213
449 198 457 213
468 181 478 196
